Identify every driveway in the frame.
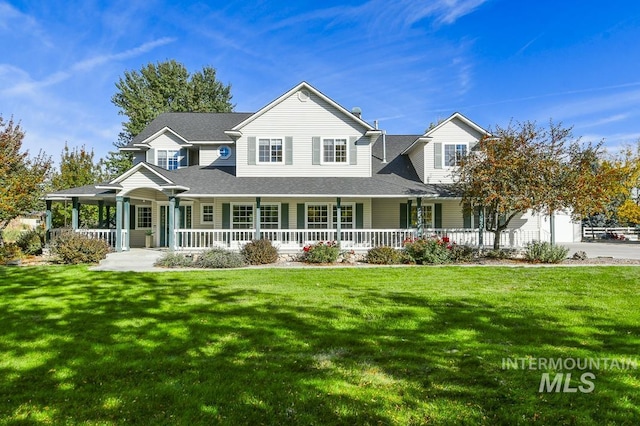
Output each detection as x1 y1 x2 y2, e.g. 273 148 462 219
563 242 640 260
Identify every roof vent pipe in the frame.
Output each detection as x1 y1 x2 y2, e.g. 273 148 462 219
382 130 387 163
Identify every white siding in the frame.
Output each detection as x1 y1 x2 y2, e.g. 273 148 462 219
199 145 235 167
421 119 484 184
236 91 372 177
119 169 169 194
408 146 425 182
148 132 187 149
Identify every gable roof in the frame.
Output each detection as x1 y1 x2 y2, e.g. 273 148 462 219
129 112 253 146
231 82 376 132
401 112 490 155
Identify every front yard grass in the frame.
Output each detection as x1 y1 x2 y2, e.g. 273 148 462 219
0 266 638 425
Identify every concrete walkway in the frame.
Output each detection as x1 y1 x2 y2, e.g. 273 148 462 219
90 248 166 272
89 242 640 272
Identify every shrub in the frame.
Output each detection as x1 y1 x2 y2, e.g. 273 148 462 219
51 232 110 264
484 249 513 259
0 243 24 264
524 241 569 264
193 248 246 269
303 241 340 263
449 244 475 263
155 252 194 268
241 239 278 265
16 228 45 255
367 246 402 264
403 236 452 264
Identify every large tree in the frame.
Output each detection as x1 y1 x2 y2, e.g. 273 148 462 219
0 116 52 246
51 144 104 228
455 120 623 248
105 60 233 178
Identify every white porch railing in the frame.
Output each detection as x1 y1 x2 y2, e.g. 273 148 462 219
49 228 123 249
174 228 551 251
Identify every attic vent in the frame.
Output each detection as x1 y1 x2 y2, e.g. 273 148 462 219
297 90 310 102
351 107 362 119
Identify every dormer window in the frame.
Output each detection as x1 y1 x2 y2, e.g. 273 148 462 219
157 148 187 170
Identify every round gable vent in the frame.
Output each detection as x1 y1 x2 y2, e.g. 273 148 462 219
297 90 310 102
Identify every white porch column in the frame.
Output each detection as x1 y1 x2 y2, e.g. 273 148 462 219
45 200 52 243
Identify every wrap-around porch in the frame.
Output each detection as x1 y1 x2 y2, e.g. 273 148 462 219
46 193 551 252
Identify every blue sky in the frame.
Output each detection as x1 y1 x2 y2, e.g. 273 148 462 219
2 0 640 163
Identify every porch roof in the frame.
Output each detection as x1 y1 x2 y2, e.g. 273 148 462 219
169 166 457 198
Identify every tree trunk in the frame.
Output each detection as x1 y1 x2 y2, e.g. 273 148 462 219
493 229 501 249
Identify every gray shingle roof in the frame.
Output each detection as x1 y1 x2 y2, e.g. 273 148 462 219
130 112 253 145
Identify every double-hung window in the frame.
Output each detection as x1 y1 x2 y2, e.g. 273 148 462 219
307 205 329 229
232 205 254 229
157 149 184 170
260 204 280 229
201 204 214 224
137 206 152 229
322 138 347 163
410 204 434 228
258 138 283 163
332 204 354 229
444 144 468 167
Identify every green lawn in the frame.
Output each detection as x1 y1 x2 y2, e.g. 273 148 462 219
0 266 638 425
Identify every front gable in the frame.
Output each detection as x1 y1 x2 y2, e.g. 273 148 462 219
233 82 379 177
403 113 489 184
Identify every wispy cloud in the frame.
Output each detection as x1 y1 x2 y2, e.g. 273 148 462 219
2 37 175 96
0 1 52 47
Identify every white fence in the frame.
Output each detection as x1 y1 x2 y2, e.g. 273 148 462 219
173 228 550 251
582 227 639 241
49 228 126 249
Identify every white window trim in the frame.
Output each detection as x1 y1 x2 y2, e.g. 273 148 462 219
305 203 329 229
156 148 189 170
231 203 255 229
259 202 281 229
136 205 153 230
200 203 215 224
411 203 435 228
442 143 469 169
320 137 349 165
332 202 355 229
304 202 354 228
257 137 284 164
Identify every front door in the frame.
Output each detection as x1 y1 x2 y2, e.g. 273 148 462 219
159 205 192 247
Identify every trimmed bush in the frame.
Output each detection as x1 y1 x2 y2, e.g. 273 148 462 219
0 243 24 264
193 248 246 269
16 228 45 255
241 239 278 265
51 232 110 264
303 241 340 263
449 244 475 263
155 252 194 268
366 246 402 264
403 236 452 264
524 241 569 264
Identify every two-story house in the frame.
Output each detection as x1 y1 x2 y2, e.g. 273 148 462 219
45 82 581 251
